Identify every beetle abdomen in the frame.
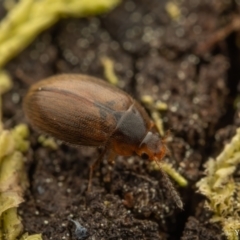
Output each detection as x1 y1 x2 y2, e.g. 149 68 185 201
24 74 133 146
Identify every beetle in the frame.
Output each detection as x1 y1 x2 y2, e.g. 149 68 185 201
23 74 182 208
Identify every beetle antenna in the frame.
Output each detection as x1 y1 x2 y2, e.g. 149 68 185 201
154 160 183 209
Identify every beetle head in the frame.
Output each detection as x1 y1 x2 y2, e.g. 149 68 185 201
136 131 167 162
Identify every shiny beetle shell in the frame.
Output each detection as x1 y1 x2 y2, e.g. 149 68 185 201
23 74 166 162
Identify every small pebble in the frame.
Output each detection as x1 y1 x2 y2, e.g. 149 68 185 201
69 218 88 240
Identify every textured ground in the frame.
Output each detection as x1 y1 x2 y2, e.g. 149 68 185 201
2 0 240 239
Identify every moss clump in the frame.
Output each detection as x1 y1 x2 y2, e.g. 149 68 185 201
0 125 30 240
197 128 240 240
0 0 120 68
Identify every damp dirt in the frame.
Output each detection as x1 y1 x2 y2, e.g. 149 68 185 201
2 0 240 239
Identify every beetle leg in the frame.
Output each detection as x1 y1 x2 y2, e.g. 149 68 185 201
103 150 117 183
88 147 107 192
107 150 116 165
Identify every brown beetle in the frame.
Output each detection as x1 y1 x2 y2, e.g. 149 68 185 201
23 74 181 208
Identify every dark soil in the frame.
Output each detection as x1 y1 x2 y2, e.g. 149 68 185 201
2 0 240 239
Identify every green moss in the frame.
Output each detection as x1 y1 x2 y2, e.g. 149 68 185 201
101 56 119 85
165 1 181 20
20 233 42 240
141 95 168 136
149 161 188 187
38 135 58 150
2 208 23 240
197 128 240 240
0 70 12 95
0 0 120 68
12 124 30 152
